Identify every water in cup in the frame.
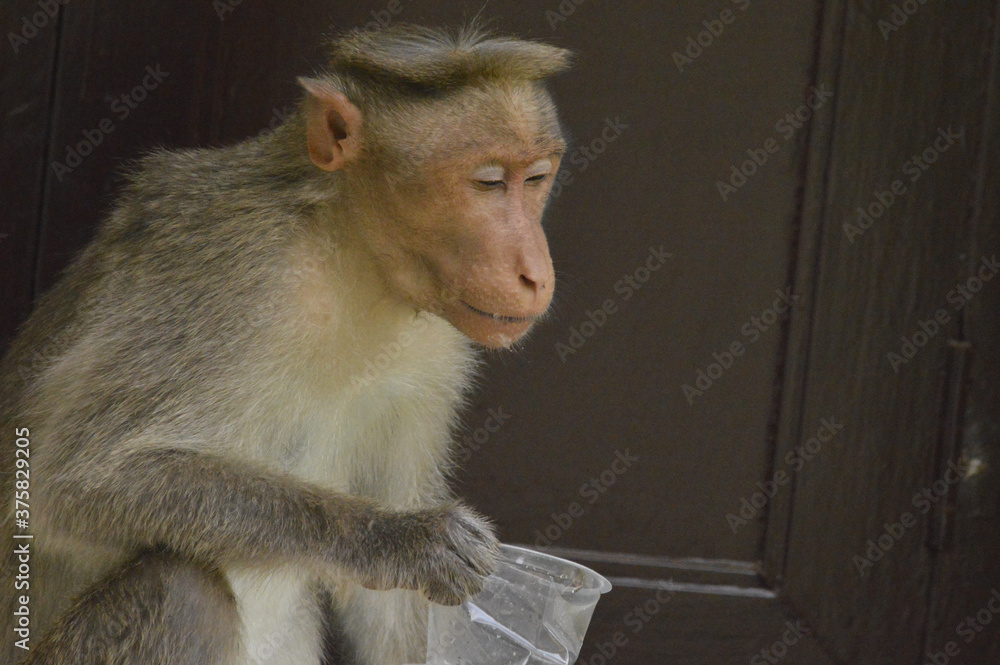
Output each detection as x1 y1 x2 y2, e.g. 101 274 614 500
425 544 612 665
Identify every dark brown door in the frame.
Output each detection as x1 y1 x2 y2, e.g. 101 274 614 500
2 1 998 663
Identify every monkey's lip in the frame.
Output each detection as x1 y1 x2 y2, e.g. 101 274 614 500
461 301 537 324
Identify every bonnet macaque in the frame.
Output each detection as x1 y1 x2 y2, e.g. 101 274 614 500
0 24 571 665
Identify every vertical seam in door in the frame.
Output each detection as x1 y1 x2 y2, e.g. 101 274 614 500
31 1 69 299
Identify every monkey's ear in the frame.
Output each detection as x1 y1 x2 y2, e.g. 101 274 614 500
299 76 363 172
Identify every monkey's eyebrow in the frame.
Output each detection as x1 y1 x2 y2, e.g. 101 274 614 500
525 158 553 177
472 164 505 181
451 135 566 159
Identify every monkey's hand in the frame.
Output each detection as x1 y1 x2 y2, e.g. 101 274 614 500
356 502 499 606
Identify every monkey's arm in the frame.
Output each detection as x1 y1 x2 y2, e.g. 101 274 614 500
43 447 496 604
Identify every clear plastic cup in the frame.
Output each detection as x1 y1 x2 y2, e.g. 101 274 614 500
424 544 612 665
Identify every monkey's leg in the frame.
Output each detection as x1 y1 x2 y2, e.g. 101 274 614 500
227 566 326 665
23 550 240 665
323 585 429 665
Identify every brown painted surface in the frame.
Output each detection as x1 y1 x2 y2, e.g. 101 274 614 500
920 4 1000 662
583 586 837 665
2 0 999 662
769 1 1000 664
0 0 60 352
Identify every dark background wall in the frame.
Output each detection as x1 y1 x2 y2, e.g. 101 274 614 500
2 2 999 663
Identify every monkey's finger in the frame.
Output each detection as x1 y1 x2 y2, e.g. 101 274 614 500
423 580 464 606
452 509 499 542
448 508 499 544
449 543 494 578
439 550 488 594
454 514 497 544
447 532 498 577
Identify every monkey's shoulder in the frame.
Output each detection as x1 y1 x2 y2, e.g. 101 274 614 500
103 137 314 250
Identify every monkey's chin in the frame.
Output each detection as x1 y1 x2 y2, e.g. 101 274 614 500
449 303 537 349
468 321 535 349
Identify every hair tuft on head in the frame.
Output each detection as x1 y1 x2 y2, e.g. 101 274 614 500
327 23 572 89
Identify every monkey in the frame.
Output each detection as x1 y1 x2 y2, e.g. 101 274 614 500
0 23 571 665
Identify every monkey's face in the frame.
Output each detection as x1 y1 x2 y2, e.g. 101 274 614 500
357 86 565 348
364 146 563 349
432 151 561 348
303 79 565 348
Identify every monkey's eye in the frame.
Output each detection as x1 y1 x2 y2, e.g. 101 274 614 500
524 158 554 185
472 164 505 190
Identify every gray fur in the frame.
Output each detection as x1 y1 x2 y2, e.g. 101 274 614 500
1 23 570 665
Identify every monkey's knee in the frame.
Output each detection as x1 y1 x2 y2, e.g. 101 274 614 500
25 551 240 665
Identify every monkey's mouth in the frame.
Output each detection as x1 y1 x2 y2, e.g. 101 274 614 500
462 301 536 324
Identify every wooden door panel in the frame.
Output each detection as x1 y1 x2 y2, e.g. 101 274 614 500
0 0 61 352
920 2 1000 661
584 585 836 665
448 0 819 563
767 1 1000 663
8 1 998 663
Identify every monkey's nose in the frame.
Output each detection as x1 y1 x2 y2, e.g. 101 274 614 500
520 273 542 291
516 268 553 313
511 228 554 309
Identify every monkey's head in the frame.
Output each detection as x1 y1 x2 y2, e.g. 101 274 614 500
299 25 572 348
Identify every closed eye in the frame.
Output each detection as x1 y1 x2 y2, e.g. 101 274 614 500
525 174 549 184
476 180 505 189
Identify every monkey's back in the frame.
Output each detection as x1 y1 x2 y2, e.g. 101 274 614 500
0 133 323 650
1 128 477 662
